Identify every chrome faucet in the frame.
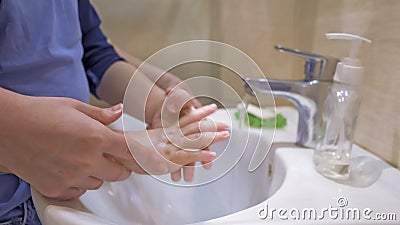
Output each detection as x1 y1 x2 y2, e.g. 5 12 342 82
244 45 339 148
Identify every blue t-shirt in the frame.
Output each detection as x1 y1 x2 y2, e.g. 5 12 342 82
0 0 122 216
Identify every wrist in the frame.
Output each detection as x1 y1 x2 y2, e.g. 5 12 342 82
145 87 166 124
0 89 32 167
156 73 182 91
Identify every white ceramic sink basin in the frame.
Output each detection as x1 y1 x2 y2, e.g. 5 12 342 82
78 131 284 225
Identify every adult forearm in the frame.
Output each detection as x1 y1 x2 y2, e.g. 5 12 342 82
0 88 30 168
97 61 165 124
0 87 28 112
0 164 10 173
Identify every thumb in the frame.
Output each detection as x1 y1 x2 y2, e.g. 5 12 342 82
75 102 123 125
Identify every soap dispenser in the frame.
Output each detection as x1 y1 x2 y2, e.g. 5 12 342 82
313 33 371 180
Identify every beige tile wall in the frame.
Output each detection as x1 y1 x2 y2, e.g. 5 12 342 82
213 0 301 106
92 0 400 167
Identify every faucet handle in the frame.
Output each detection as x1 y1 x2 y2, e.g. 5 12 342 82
275 45 339 81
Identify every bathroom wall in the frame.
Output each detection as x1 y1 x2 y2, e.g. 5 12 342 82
92 0 400 167
92 0 302 106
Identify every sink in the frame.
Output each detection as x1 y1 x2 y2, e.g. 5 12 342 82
32 107 400 224
32 108 288 225
79 132 285 225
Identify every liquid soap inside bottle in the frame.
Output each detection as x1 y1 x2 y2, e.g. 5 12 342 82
313 83 361 180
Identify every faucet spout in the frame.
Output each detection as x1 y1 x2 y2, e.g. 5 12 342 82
243 46 338 148
244 78 331 148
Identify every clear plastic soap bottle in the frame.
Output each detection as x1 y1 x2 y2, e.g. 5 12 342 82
313 33 371 180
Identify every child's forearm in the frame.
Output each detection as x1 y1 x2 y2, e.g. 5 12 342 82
114 47 180 91
97 60 165 124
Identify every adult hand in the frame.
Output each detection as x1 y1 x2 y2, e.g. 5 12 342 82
113 104 230 182
0 93 133 200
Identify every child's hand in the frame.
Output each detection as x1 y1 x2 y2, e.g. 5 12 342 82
147 85 224 182
148 87 197 129
114 104 230 182
162 77 202 108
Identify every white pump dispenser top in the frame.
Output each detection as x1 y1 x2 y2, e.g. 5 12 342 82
325 33 371 85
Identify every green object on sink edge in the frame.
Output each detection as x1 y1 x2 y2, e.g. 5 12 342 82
234 111 287 128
